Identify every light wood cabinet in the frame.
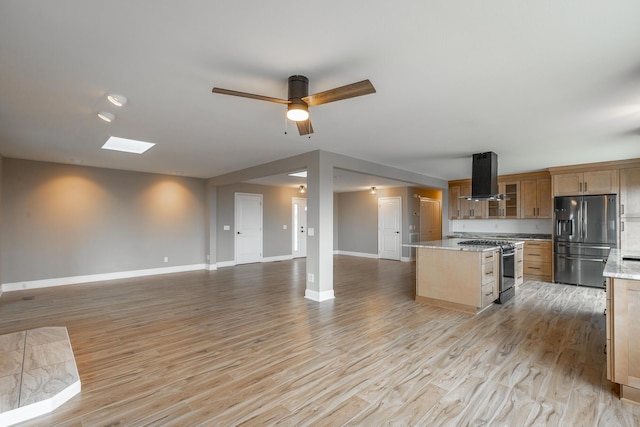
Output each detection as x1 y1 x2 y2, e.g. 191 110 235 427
523 240 552 281
515 243 524 286
520 177 552 219
449 181 487 219
448 184 462 219
416 247 499 313
606 277 640 405
488 180 520 218
620 167 640 253
553 170 618 196
449 172 549 220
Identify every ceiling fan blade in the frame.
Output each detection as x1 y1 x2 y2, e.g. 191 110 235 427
212 87 290 105
302 80 376 107
296 119 314 136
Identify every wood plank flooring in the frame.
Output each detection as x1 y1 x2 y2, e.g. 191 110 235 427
1 256 640 426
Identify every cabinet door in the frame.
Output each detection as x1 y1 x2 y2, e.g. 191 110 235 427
520 179 538 218
503 181 520 218
621 218 640 253
553 173 582 196
612 278 640 387
583 170 618 195
536 178 552 218
621 167 640 217
449 185 461 219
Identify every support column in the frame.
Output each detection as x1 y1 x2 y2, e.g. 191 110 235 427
305 151 334 301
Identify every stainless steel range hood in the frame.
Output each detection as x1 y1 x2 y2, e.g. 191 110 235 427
459 151 507 201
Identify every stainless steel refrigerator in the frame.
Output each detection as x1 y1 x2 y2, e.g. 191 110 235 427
553 194 617 288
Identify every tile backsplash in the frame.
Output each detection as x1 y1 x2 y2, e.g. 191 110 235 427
450 219 552 234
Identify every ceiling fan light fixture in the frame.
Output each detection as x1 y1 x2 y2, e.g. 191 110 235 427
287 102 309 122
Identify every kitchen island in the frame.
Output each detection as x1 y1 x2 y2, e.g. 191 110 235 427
406 239 524 314
603 249 640 405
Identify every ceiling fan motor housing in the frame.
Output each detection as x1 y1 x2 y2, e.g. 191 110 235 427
288 75 309 101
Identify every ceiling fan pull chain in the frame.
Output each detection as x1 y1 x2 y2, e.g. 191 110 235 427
284 108 288 134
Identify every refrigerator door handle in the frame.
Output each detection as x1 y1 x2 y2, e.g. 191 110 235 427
582 200 587 241
561 256 606 263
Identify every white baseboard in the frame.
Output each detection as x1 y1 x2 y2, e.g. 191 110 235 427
216 260 237 268
263 255 294 263
335 250 379 259
304 288 335 302
1 264 206 292
401 256 415 262
206 264 217 271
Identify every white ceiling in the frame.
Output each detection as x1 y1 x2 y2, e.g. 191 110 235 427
1 1 639 184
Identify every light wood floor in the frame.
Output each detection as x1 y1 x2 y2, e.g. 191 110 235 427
2 256 640 426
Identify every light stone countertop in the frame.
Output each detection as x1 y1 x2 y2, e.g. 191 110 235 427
404 238 524 252
603 249 640 280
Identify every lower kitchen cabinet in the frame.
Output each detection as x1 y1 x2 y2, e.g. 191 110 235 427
606 277 640 405
515 243 524 286
416 247 499 313
523 240 552 281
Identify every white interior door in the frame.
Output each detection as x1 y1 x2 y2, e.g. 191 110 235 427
378 196 402 260
292 197 307 258
235 193 263 264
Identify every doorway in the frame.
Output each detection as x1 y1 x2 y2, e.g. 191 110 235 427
378 196 402 260
420 197 442 242
235 192 263 264
292 197 307 258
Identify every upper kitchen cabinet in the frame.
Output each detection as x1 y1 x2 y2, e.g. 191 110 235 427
620 166 640 253
552 170 618 196
448 180 487 219
488 180 519 219
620 167 640 217
520 176 552 219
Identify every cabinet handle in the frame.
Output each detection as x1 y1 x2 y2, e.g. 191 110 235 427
529 267 541 270
585 182 587 192
621 204 624 215
621 221 624 232
579 182 583 192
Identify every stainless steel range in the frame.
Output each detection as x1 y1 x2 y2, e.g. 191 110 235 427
458 239 516 304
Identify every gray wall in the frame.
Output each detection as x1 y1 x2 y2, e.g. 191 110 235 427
336 190 378 254
336 186 443 257
0 154 2 292
1 159 206 283
215 183 303 262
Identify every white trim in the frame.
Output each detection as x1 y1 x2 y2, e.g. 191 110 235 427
1 379 81 426
206 264 218 271
304 288 335 302
1 264 205 292
401 256 415 262
335 250 379 259
263 255 294 263
216 260 237 268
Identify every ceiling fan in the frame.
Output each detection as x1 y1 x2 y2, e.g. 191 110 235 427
212 75 376 136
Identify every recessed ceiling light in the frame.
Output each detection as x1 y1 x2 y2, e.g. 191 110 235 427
102 136 155 154
107 94 127 107
288 170 307 178
97 112 115 122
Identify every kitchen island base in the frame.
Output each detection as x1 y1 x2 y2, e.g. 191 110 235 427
415 245 499 314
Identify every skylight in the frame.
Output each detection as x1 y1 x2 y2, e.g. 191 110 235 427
288 170 307 178
102 136 156 154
